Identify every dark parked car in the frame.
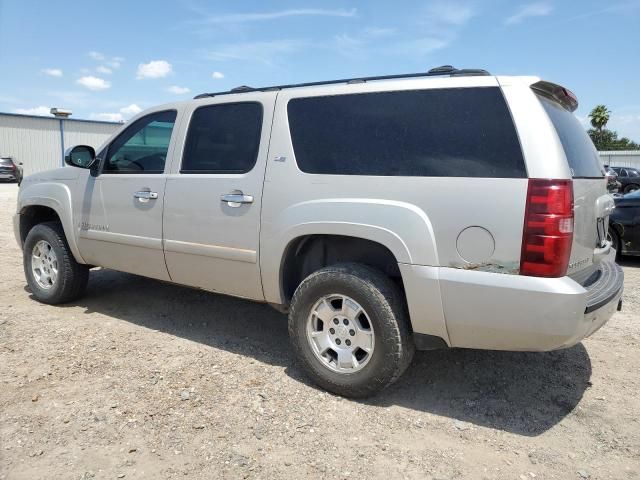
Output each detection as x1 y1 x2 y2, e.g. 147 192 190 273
604 166 621 193
609 189 640 257
0 157 22 183
610 166 640 194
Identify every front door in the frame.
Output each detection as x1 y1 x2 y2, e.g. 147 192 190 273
162 93 276 299
77 109 179 280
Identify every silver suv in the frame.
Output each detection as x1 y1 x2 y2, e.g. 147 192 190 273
14 66 624 397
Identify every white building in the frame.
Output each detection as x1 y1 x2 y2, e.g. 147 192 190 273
599 150 640 169
0 112 121 177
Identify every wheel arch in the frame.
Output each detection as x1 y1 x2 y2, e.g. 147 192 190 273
260 198 439 307
278 234 405 306
17 184 85 264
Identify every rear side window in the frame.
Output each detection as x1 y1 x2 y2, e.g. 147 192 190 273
538 95 604 178
287 87 526 177
181 102 263 174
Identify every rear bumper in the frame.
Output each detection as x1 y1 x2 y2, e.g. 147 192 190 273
0 172 17 180
403 250 623 351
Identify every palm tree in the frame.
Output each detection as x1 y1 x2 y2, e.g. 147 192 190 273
589 105 611 148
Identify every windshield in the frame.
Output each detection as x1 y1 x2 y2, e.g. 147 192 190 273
537 95 604 178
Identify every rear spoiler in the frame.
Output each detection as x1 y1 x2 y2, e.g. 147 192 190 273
531 80 579 112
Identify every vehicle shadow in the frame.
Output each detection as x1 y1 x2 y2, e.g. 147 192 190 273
58 268 592 437
618 255 640 268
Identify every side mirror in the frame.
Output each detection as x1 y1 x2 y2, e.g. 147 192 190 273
65 145 96 168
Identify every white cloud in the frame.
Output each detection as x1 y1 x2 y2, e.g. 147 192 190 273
362 27 396 38
13 106 51 116
194 8 356 25
136 60 173 79
211 71 224 79
107 56 124 69
205 40 306 65
76 76 111 91
167 85 191 94
88 52 123 69
90 104 144 123
42 68 63 77
91 112 123 122
426 1 475 26
88 51 105 61
96 65 113 74
120 104 142 116
505 2 553 25
379 2 474 58
392 37 450 56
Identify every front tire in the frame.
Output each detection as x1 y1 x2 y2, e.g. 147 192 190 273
624 184 639 194
23 222 89 304
288 263 414 398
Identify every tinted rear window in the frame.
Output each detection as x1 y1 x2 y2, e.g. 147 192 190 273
538 95 604 178
287 87 526 177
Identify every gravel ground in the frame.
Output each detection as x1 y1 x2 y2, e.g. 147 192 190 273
0 182 638 480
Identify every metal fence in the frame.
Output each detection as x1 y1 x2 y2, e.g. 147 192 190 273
599 151 640 169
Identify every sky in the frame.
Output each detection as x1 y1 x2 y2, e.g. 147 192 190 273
0 0 639 139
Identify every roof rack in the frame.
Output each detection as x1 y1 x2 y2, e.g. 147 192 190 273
193 65 490 99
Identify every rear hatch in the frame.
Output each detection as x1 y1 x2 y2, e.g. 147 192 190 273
534 86 612 279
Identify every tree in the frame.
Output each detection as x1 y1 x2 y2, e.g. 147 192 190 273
588 128 640 151
589 105 611 131
585 104 640 151
588 105 611 149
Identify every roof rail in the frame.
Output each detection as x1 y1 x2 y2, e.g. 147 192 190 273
193 65 490 99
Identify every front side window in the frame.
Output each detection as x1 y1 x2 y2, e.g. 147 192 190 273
619 169 628 177
287 87 526 178
103 110 177 173
181 102 263 174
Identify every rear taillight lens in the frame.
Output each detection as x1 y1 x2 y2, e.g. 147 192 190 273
520 179 574 278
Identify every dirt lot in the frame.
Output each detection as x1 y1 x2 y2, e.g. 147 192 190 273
0 183 638 480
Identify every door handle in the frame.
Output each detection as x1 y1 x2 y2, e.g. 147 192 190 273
221 191 254 207
134 191 158 203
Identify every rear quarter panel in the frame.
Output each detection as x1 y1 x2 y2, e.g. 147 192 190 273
261 77 530 339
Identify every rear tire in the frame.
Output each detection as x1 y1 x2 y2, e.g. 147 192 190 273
288 263 414 398
23 222 89 304
623 184 639 194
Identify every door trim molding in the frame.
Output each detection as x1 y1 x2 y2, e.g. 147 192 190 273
164 239 257 263
79 229 163 250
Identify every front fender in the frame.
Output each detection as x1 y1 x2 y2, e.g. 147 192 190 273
17 182 86 264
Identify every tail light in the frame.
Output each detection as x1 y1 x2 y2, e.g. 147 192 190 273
520 179 574 277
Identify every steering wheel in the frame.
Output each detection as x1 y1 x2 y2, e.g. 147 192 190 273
129 160 145 170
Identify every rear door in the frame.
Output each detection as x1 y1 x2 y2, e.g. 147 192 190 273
162 92 276 300
536 93 611 275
